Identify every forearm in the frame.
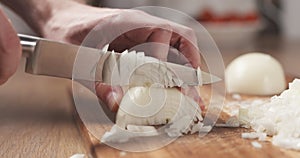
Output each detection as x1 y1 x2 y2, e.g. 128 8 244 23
1 0 80 35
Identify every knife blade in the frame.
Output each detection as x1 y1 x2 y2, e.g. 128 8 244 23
19 34 221 87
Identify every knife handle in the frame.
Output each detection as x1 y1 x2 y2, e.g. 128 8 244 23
18 34 108 81
18 34 78 79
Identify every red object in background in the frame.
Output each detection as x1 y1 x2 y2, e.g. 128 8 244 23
197 8 258 23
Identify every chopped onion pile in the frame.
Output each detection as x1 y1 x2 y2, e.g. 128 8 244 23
240 79 300 150
251 141 263 148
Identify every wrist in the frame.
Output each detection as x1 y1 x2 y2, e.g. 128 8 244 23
2 0 81 36
41 3 123 43
34 0 83 36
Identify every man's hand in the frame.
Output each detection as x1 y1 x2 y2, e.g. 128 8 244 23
42 5 201 67
0 9 21 85
3 0 202 111
39 3 202 111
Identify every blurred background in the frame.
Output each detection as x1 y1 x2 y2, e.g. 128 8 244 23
95 0 300 76
1 0 299 48
101 0 300 46
0 0 299 71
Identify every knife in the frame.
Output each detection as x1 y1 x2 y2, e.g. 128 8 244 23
19 34 221 87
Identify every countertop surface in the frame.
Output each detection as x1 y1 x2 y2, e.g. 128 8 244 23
0 36 299 157
0 59 87 157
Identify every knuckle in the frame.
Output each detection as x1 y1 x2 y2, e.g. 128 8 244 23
184 27 197 39
171 24 197 43
181 27 198 45
123 9 146 16
151 23 172 33
159 23 172 31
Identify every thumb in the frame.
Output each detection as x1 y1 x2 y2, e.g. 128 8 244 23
0 9 21 85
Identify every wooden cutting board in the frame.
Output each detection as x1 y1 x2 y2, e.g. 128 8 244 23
74 77 300 158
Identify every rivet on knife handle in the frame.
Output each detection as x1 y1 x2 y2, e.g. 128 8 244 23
18 34 39 57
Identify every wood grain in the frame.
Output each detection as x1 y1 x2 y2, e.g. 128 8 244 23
74 37 300 158
0 59 87 158
90 128 300 158
76 78 300 158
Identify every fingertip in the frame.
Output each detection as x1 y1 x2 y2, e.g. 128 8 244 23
107 91 122 112
176 37 201 68
191 94 205 111
95 83 123 112
181 46 201 68
197 97 205 111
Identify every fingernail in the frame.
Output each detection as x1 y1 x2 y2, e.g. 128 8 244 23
192 95 204 110
107 92 119 111
198 98 205 111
